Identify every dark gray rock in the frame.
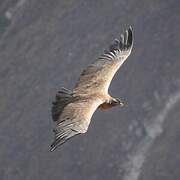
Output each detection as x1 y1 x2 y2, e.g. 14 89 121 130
0 0 180 180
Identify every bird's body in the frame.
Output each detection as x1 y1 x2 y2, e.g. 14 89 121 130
50 27 133 151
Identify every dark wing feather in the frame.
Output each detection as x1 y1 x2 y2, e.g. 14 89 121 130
51 88 73 121
74 27 133 95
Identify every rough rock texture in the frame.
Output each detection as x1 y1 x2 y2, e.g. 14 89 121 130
0 0 180 180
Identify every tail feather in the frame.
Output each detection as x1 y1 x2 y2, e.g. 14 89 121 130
51 87 73 122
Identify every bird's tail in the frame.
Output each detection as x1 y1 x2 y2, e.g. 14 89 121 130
51 87 73 122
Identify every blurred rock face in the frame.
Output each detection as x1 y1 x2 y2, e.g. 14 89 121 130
0 1 180 180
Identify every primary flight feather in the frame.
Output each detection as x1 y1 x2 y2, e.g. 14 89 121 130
50 27 133 151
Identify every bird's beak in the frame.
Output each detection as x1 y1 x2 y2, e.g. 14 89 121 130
119 101 124 107
114 98 124 107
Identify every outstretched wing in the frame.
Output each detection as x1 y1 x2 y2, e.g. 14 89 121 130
74 27 133 95
50 97 102 151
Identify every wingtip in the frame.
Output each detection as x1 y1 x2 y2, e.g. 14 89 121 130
127 26 133 48
101 26 134 60
119 26 133 50
50 147 55 152
128 26 133 38
50 140 63 152
50 144 59 152
50 142 57 152
50 137 66 152
129 25 133 31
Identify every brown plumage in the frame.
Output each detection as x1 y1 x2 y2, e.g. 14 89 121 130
50 27 133 151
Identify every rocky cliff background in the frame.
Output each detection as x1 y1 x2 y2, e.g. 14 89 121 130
0 0 180 180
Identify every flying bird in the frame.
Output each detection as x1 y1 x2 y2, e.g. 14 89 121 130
50 27 133 151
